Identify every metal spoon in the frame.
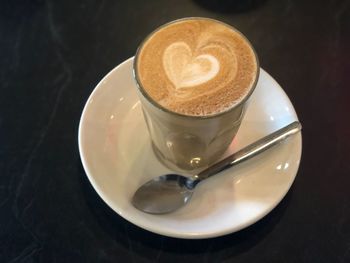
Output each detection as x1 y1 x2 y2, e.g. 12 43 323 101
132 121 302 214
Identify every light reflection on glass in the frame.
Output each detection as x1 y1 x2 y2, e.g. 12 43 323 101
190 157 201 165
276 164 282 170
132 101 140 110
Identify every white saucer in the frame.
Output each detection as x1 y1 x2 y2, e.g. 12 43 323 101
78 57 302 239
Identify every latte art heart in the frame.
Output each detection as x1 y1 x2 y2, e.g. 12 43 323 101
163 42 220 89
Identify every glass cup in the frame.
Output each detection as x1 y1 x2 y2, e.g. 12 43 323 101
133 18 259 172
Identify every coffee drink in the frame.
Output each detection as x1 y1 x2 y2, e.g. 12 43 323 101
134 18 259 171
136 18 257 116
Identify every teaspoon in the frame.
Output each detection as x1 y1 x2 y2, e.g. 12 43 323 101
132 121 302 214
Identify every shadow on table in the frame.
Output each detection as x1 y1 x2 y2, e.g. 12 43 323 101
193 0 267 14
80 163 293 261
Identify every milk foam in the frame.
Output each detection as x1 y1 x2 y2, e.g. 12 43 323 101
136 18 258 116
163 42 220 90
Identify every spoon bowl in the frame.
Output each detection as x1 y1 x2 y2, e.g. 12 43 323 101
132 174 194 214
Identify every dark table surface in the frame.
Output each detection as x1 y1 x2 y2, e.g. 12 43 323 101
1 0 350 262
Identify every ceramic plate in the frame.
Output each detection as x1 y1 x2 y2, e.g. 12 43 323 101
78 57 302 239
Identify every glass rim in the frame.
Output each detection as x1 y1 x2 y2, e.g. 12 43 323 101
133 17 260 120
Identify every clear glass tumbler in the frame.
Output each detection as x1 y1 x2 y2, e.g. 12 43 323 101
133 18 259 172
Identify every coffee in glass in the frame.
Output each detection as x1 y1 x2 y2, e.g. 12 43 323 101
134 17 259 171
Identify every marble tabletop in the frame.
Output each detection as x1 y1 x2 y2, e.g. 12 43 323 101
1 0 349 262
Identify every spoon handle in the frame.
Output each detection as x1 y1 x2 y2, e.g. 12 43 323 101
196 121 302 181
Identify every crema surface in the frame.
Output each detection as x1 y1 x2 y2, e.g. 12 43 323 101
136 18 258 116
